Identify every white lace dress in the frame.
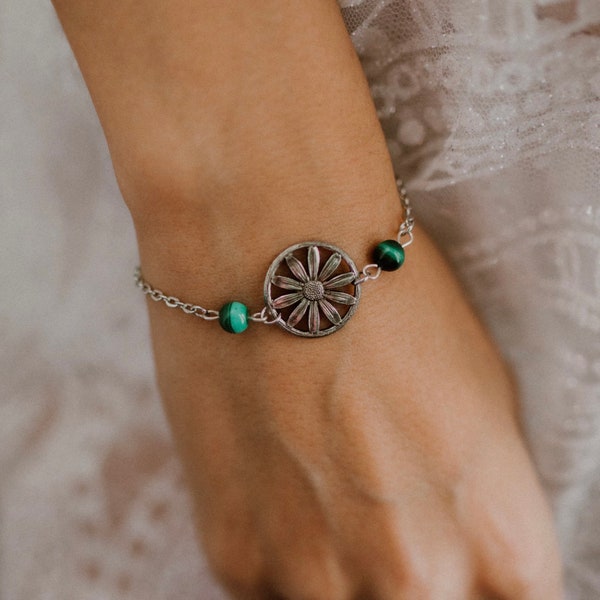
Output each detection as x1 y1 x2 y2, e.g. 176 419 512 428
1 1 599 598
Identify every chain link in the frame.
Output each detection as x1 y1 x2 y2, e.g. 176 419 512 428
249 306 282 325
134 179 414 324
134 267 221 320
396 178 415 247
355 263 382 285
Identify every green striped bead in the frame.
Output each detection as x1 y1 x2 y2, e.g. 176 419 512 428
373 239 405 271
219 301 249 334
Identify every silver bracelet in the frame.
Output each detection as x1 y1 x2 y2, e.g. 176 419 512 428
134 179 415 338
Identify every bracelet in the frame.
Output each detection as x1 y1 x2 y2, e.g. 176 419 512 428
134 180 415 338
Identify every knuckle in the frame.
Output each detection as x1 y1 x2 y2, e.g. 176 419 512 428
209 556 263 593
381 546 471 600
401 572 450 600
497 541 553 597
273 555 350 600
295 580 350 600
505 560 544 596
283 584 349 600
477 503 561 598
203 532 263 592
384 555 435 599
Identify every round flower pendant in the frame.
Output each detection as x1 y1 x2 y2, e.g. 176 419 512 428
264 242 361 337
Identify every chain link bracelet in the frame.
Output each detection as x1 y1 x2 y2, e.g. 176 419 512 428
134 179 415 338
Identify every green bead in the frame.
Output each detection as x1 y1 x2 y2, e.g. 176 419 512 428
373 239 405 271
219 301 249 334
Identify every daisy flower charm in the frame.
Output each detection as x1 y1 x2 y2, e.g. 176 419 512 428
135 182 412 336
264 242 361 337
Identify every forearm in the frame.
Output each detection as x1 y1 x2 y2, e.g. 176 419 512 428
52 0 393 203
53 0 403 310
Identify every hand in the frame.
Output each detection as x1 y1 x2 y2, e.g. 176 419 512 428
142 223 563 600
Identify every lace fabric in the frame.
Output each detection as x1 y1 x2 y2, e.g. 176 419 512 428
1 0 599 598
342 1 600 187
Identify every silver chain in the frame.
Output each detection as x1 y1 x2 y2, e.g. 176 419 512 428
134 180 414 321
396 178 415 246
133 267 222 321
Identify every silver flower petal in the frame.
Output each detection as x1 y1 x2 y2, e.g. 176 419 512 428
272 291 304 309
318 253 342 282
323 290 357 305
287 298 309 327
286 255 309 282
271 275 304 290
324 272 356 289
308 301 320 334
318 298 342 325
308 246 320 280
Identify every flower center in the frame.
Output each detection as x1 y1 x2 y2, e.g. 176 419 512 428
302 280 325 301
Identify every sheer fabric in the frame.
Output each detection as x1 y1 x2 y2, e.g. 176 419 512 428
1 0 599 598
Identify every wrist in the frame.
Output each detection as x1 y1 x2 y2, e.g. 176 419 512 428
132 175 406 313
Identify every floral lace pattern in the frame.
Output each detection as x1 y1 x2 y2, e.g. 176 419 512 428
341 0 600 190
1 0 599 598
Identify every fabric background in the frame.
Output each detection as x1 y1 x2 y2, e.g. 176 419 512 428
1 0 599 598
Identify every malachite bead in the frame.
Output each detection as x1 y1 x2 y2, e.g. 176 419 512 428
219 301 249 334
373 239 405 271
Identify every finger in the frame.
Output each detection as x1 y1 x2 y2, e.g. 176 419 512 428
256 498 353 599
350 502 475 600
264 542 353 600
465 459 565 600
364 550 475 600
479 540 564 600
200 513 267 600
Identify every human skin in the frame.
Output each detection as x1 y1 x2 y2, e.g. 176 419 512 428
52 1 564 598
